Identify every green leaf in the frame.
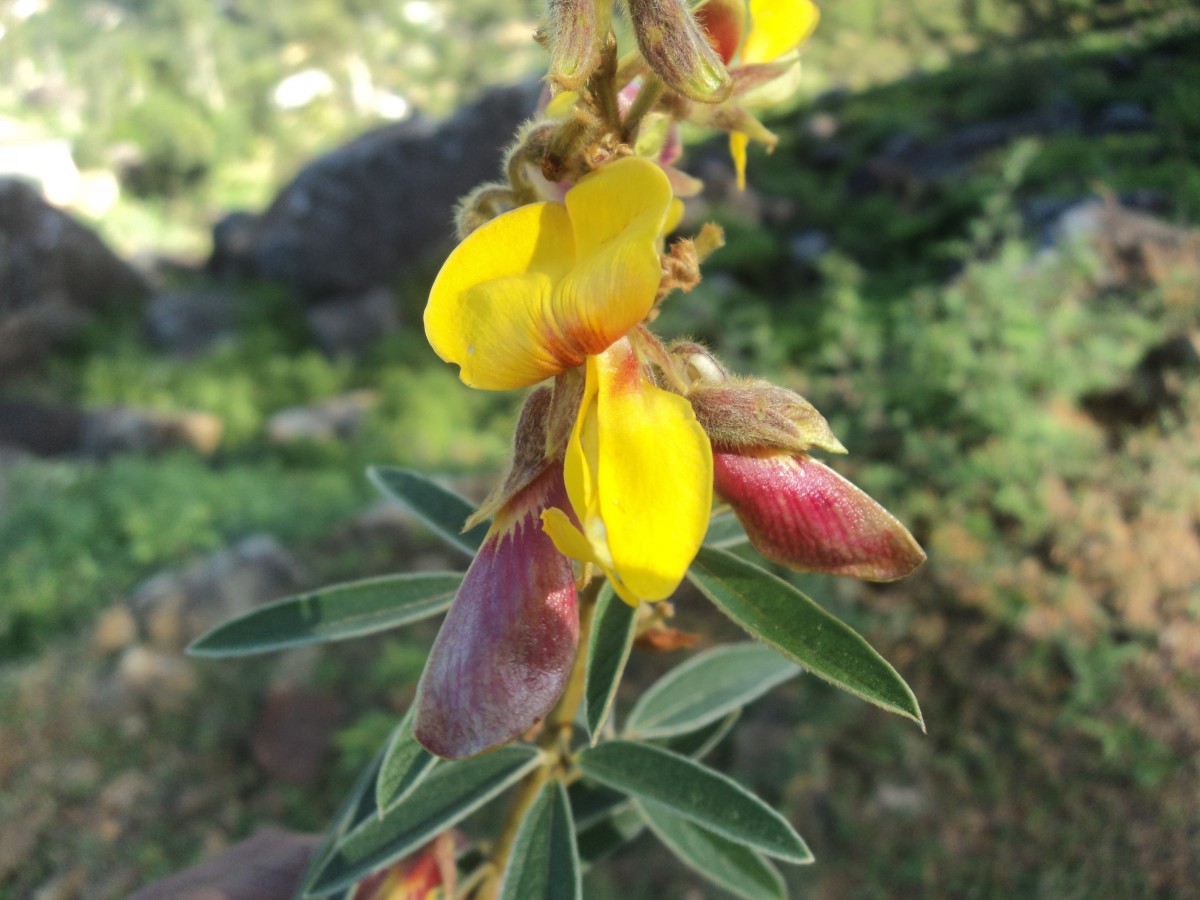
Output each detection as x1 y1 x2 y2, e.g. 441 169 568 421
300 750 384 899
499 781 581 900
367 466 488 556
307 746 542 896
375 707 438 814
688 547 924 728
704 510 749 549
655 710 740 760
576 801 644 869
575 741 809 863
570 714 736 872
637 798 792 899
188 572 461 657
624 643 800 740
570 782 644 869
584 583 637 740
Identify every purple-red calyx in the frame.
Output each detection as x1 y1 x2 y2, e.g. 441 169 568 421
414 463 580 759
713 450 926 581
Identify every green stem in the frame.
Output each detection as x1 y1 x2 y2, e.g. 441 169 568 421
621 74 664 145
475 576 603 899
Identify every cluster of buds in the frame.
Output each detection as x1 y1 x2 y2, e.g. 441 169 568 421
457 0 821 239
412 1 924 761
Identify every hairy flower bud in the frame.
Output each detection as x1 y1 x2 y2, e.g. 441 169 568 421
540 0 611 90
690 379 847 456
625 0 733 103
714 451 926 581
667 342 845 455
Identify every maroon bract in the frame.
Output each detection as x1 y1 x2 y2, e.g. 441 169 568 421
713 451 926 581
415 464 580 759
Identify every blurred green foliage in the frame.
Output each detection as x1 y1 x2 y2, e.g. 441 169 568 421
1 0 542 206
0 453 367 655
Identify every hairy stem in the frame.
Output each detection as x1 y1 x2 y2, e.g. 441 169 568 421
475 576 603 898
621 74 664 144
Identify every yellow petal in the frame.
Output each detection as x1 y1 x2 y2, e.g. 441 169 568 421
425 202 576 389
664 197 686 235
568 157 672 258
424 158 674 391
730 131 749 190
542 507 598 566
552 159 673 355
561 340 712 603
742 0 819 64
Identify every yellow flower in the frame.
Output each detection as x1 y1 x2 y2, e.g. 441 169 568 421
741 0 820 67
425 157 670 391
424 158 713 606
695 0 820 188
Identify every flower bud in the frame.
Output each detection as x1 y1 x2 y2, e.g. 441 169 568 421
415 463 580 758
540 0 611 90
688 377 847 456
625 0 733 103
669 340 730 385
713 451 926 581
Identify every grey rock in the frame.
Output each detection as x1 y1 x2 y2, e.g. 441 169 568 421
81 406 224 458
208 209 260 278
115 646 197 703
305 286 399 357
93 605 139 655
266 389 379 444
788 229 833 267
128 534 306 651
241 81 541 299
142 288 237 356
1097 101 1153 134
0 400 223 458
0 399 85 456
0 177 149 378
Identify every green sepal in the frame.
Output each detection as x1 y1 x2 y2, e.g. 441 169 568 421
689 546 925 728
